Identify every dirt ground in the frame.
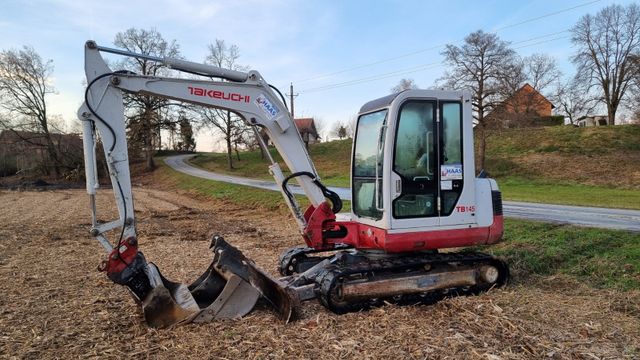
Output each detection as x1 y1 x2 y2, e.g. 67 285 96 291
1 186 639 359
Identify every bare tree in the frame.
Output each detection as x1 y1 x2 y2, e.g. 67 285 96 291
331 121 348 140
571 3 640 125
524 53 561 94
0 46 61 175
313 117 326 140
391 78 418 93
439 30 517 170
346 115 358 138
200 39 248 169
493 53 562 127
552 77 598 125
626 54 640 121
114 28 181 170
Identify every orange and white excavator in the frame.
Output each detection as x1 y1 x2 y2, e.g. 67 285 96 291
78 40 508 328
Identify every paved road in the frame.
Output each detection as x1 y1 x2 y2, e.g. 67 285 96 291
165 155 640 232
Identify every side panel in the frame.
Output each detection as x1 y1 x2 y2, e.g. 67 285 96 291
337 216 503 253
474 179 495 227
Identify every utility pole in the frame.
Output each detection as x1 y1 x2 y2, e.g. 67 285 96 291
286 82 298 118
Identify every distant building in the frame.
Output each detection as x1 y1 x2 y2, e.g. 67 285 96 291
576 115 608 127
293 118 321 146
488 83 557 128
502 83 554 117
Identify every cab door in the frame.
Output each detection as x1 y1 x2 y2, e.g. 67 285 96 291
389 99 440 229
389 99 468 230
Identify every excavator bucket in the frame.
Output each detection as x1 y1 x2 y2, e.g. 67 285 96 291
137 236 297 328
207 236 298 322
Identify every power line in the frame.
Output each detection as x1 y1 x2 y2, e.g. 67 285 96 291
294 0 601 84
493 0 600 32
295 45 444 84
301 62 443 93
514 35 571 49
299 30 574 94
511 29 570 45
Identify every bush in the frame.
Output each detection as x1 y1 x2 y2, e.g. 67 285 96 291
531 115 565 127
0 156 17 176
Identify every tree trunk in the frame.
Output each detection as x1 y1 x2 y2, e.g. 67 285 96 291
146 150 155 170
46 133 60 178
144 116 155 171
225 111 234 169
157 123 162 151
607 104 616 125
39 114 60 176
43 133 60 177
226 136 233 169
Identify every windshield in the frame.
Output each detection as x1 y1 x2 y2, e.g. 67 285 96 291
353 110 387 177
352 109 387 219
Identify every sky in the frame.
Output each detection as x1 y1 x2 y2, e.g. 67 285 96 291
0 0 635 151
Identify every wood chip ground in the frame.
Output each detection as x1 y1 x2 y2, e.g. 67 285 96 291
0 188 638 359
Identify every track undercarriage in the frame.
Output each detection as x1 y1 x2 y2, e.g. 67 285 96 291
278 244 510 315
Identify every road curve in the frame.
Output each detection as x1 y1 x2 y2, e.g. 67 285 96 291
165 155 640 232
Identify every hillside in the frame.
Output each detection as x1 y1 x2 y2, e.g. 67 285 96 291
484 125 640 189
190 125 640 208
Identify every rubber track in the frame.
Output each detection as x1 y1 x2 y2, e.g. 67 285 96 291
314 251 509 314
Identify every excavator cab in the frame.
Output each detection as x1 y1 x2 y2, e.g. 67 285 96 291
79 41 507 328
344 91 503 253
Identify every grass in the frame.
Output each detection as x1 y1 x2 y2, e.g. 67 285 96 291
485 124 640 156
498 177 640 209
155 161 639 291
492 219 640 291
156 159 305 213
189 150 275 181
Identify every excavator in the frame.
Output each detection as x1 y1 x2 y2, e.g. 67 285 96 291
78 40 508 328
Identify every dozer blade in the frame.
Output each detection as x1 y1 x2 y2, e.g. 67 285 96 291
134 236 298 328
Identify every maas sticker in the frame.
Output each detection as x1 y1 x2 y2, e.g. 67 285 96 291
255 94 279 120
441 164 463 180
